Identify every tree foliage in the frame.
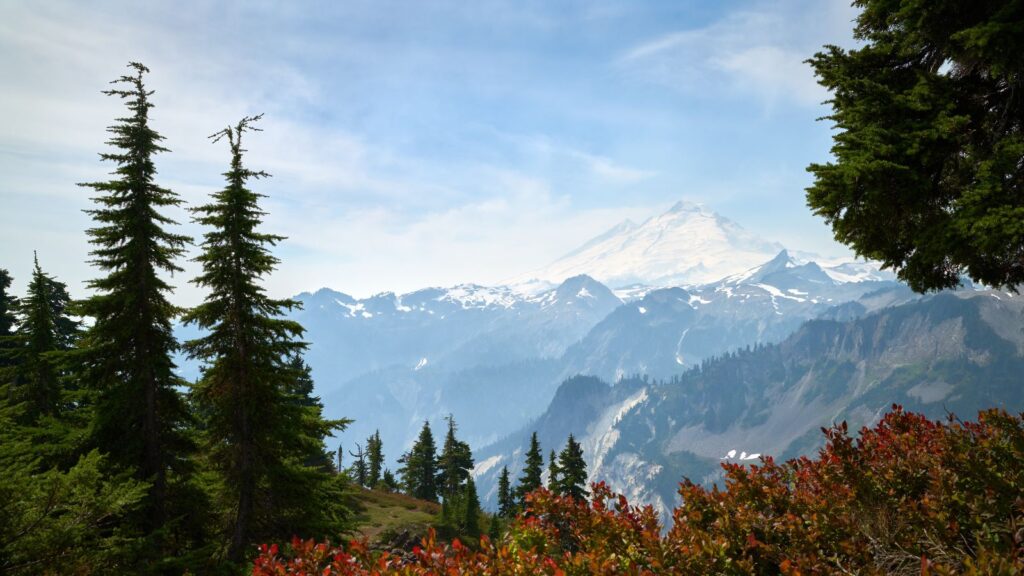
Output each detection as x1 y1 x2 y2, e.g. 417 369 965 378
554 434 588 502
516 432 543 507
366 430 383 488
400 421 439 502
496 466 515 518
183 114 348 561
437 415 473 501
807 0 1024 291
76 62 197 542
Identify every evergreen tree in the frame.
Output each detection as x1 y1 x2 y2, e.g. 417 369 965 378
182 114 347 561
400 421 439 502
461 477 480 538
516 432 543 507
366 430 383 487
496 466 514 518
807 0 1024 291
287 355 343 472
0 269 17 349
486 513 500 542
381 469 399 493
349 443 368 487
438 414 473 500
555 434 588 501
546 449 559 492
3 256 80 422
77 62 194 538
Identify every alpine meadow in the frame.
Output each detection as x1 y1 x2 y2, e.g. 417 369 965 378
1 1 1022 574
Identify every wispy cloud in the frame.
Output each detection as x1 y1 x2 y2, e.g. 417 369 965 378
617 0 857 108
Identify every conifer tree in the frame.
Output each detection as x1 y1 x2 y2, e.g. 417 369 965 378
381 469 399 493
516 432 543 506
555 434 588 501
287 355 343 472
77 62 194 535
461 477 480 538
496 466 514 518
546 449 559 492
486 513 500 542
0 269 19 372
3 255 80 423
366 430 383 487
0 270 16 327
438 414 473 500
349 443 368 487
183 114 347 561
400 421 438 502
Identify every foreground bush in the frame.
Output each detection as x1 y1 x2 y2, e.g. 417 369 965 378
253 407 1024 575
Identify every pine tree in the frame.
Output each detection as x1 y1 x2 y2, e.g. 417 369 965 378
0 269 17 343
366 430 383 487
461 477 480 538
381 469 399 492
77 62 194 535
349 443 368 487
546 449 559 492
496 466 514 518
3 255 80 423
486 513 500 542
287 355 343 472
555 434 588 501
400 421 438 502
516 432 543 507
438 415 473 500
183 114 348 561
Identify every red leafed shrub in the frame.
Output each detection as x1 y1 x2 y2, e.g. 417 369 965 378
253 408 1024 575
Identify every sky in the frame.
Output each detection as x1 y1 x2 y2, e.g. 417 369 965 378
0 0 861 304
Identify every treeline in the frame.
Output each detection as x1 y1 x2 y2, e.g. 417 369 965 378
0 63 346 574
344 416 589 541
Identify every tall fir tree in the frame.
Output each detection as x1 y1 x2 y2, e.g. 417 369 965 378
76 62 194 537
287 355 343 472
496 466 514 518
546 449 559 492
183 114 347 562
400 421 439 502
555 434 588 501
516 432 543 507
461 477 481 538
2 255 81 447
366 430 383 487
438 414 473 500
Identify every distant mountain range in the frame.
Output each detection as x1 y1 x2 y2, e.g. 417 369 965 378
175 199 1021 523
274 201 905 466
472 289 1024 518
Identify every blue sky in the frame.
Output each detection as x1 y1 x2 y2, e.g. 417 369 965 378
0 0 860 303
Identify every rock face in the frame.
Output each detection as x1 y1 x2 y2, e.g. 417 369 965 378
472 290 1024 522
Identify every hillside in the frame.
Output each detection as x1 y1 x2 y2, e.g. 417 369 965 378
347 487 441 544
473 289 1024 519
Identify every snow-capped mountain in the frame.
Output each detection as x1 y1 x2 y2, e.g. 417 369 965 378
558 249 906 382
171 200 905 472
510 200 787 289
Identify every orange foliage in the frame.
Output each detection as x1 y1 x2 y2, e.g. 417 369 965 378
254 407 1024 575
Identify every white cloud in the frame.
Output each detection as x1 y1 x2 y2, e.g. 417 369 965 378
616 0 857 108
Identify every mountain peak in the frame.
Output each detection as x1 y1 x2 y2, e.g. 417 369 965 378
510 200 785 288
666 200 709 215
